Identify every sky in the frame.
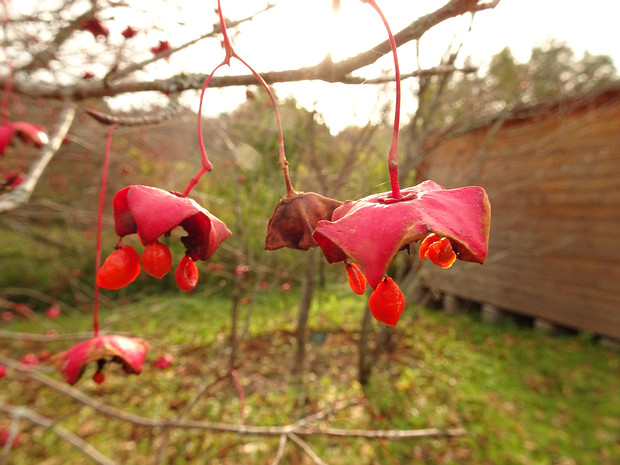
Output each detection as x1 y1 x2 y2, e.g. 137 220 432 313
177 0 620 134
88 0 620 134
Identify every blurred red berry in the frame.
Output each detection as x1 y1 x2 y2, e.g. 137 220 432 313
121 26 138 39
234 264 249 275
12 303 35 319
0 428 19 447
3 171 25 189
0 364 6 379
207 263 226 272
154 354 173 370
80 18 109 38
19 353 39 366
151 40 170 56
280 283 291 291
92 371 105 384
45 306 61 319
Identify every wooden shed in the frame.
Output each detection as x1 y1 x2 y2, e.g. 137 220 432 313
417 85 620 339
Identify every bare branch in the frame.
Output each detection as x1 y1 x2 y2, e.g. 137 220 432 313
85 95 180 126
0 329 134 342
17 8 95 72
299 426 467 440
0 404 116 465
85 65 476 129
270 435 288 465
107 4 276 82
1 0 498 101
0 103 75 213
0 356 466 441
363 64 478 84
288 433 328 465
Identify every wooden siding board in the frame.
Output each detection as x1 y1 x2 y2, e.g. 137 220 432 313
419 88 620 339
424 265 620 336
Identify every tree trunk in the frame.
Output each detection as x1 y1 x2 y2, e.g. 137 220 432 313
294 248 317 373
229 181 245 369
358 303 373 385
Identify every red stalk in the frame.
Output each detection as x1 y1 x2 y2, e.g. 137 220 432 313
363 0 402 199
189 0 294 197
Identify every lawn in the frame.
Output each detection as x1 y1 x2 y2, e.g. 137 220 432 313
1 287 619 464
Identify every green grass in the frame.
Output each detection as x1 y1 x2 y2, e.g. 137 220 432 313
1 288 619 465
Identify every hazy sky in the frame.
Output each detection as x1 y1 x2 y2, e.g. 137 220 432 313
92 0 619 134
180 0 620 133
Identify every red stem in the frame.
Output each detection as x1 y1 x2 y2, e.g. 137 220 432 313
234 54 294 195
187 0 294 197
93 125 116 337
186 62 226 197
364 0 402 199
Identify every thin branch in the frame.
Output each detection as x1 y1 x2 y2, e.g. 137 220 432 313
0 103 75 213
0 407 19 465
176 365 241 420
2 0 499 101
288 433 328 465
0 329 134 342
270 434 288 465
17 8 95 72
291 399 360 429
0 356 466 440
298 426 467 439
0 404 116 465
85 95 180 126
107 4 276 82
363 64 478 84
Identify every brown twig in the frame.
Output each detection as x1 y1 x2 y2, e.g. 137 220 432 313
0 355 466 441
0 329 133 342
288 433 328 465
17 7 96 72
0 404 116 465
270 434 288 465
85 95 180 127
106 4 276 83
0 103 75 213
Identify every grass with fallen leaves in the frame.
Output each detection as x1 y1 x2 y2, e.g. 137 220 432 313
1 286 619 464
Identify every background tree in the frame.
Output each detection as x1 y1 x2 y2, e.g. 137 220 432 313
403 39 618 148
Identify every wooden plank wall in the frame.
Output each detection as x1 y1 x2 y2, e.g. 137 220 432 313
417 88 620 339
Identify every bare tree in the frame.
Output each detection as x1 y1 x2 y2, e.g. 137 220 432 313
0 0 499 212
